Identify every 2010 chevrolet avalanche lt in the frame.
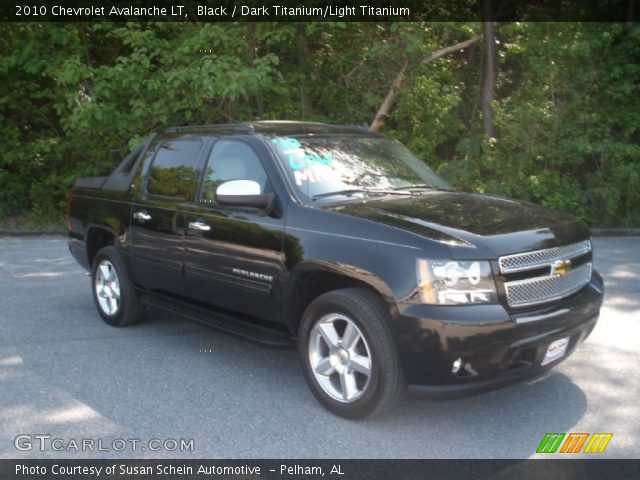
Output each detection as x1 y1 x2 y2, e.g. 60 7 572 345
67 121 604 418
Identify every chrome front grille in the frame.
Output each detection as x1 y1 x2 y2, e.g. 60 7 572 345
499 240 593 308
499 240 591 274
504 263 592 307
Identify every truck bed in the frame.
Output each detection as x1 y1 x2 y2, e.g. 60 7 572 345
72 135 154 192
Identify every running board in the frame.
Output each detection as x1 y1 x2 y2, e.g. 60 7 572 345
140 293 294 349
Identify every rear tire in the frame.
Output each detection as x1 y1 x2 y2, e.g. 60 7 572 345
91 246 143 327
298 288 406 419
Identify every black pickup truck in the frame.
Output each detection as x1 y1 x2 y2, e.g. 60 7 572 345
67 121 603 418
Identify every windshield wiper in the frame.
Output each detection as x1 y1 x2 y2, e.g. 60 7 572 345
312 188 414 200
393 184 453 192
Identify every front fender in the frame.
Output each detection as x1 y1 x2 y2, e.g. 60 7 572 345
286 260 396 303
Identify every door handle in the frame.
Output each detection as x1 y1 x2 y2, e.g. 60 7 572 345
133 211 152 222
188 221 211 232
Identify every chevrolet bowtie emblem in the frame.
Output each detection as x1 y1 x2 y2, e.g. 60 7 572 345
551 259 572 277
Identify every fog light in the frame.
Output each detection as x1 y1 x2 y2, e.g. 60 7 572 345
452 357 463 374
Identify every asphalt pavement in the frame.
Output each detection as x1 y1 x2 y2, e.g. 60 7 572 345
0 235 638 459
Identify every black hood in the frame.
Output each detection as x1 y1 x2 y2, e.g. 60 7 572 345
327 191 590 258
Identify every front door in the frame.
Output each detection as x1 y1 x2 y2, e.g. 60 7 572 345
183 138 285 322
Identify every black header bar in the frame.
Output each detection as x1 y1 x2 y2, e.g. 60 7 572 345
2 0 637 22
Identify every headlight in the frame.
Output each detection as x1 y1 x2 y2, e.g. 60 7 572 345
416 259 497 305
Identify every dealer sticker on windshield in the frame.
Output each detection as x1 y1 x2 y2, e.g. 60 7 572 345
541 336 570 366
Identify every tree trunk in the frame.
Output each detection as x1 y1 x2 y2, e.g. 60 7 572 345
370 61 408 133
481 1 497 138
297 27 313 118
246 23 264 117
370 35 482 132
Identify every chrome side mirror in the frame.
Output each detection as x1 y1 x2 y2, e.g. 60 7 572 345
215 180 274 209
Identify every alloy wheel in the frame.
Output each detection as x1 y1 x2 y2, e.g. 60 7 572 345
308 313 372 403
95 259 121 316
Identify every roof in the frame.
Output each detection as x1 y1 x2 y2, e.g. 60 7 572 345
164 120 370 136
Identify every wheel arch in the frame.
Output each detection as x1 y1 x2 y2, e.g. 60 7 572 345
283 261 396 337
85 224 120 268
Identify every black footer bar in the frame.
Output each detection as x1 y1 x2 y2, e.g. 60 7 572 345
2 459 639 480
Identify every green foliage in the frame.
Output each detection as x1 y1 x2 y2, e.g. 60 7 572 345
1 22 638 227
391 22 640 227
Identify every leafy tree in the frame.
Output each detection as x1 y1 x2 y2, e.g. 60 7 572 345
0 21 638 228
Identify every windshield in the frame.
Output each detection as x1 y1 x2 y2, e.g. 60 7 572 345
268 134 451 201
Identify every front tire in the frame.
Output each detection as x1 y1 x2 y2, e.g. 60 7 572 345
298 288 406 419
91 246 143 327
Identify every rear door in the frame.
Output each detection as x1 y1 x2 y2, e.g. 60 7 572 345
129 136 204 297
183 137 286 322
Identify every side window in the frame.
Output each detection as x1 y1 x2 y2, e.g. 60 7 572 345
147 139 202 198
200 140 268 204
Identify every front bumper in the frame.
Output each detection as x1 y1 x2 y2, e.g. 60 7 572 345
395 271 604 399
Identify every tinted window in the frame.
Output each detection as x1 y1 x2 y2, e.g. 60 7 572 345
147 139 202 198
200 140 268 204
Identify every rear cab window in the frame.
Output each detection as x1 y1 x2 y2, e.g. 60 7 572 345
146 138 203 199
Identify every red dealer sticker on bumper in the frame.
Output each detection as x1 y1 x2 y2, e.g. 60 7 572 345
541 337 570 366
